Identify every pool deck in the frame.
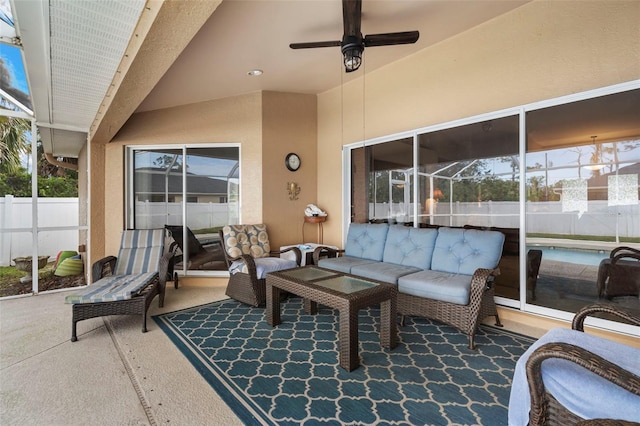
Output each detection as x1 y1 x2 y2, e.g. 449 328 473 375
527 238 640 252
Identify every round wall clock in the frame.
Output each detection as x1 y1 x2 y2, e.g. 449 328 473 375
285 153 301 171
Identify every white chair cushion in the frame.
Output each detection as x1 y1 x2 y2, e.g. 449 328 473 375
230 257 297 279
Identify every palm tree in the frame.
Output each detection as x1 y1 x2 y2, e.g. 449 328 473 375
0 115 31 173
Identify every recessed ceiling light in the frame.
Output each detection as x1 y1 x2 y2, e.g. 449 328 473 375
247 69 263 76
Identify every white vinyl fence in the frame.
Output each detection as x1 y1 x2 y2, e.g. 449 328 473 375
2 196 638 266
374 200 640 237
134 201 237 230
0 198 239 266
0 196 79 266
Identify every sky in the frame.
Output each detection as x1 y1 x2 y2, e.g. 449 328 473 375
0 0 29 99
0 43 29 95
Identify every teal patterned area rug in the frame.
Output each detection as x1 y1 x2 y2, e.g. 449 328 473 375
153 298 534 425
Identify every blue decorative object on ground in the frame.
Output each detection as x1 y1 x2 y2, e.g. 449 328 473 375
154 298 534 425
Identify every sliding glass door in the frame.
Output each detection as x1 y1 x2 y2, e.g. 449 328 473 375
346 83 640 328
525 89 640 318
128 145 239 273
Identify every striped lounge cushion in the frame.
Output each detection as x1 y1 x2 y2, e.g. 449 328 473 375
114 229 165 276
65 272 158 304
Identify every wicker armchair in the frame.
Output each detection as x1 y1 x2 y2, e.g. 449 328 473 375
65 229 173 341
596 247 640 299
220 224 301 307
509 304 640 426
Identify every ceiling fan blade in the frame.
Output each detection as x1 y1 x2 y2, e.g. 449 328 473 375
364 31 420 47
343 0 362 37
289 40 341 49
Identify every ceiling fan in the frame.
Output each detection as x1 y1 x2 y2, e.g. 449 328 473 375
290 0 419 73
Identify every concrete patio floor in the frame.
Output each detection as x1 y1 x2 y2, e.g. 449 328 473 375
1 280 555 426
0 283 243 426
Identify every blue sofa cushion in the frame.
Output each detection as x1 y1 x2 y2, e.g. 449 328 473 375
317 256 377 274
397 270 473 305
344 223 389 261
509 327 640 425
431 227 504 275
350 261 421 285
382 226 438 270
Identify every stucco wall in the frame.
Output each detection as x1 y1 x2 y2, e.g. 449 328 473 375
90 0 640 264
317 0 640 247
97 91 316 256
101 92 262 256
262 91 317 247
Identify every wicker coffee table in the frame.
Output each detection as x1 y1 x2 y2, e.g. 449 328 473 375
266 266 398 371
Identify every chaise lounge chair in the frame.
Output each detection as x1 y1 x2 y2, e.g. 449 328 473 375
65 229 173 341
165 225 225 277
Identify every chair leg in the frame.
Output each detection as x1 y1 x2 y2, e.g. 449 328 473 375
158 289 165 308
71 320 78 342
494 313 503 327
141 311 148 333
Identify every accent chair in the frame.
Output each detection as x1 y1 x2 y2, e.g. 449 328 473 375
220 224 301 307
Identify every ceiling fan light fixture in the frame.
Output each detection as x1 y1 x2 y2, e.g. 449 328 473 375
341 36 363 72
290 0 419 74
343 48 362 72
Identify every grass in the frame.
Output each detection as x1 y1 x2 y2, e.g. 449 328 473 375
0 266 25 287
0 263 56 291
193 226 223 235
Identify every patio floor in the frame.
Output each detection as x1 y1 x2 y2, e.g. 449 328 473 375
0 283 243 426
1 281 550 425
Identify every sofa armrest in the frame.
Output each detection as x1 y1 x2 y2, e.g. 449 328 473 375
312 246 343 265
525 342 640 426
572 304 640 331
467 267 500 330
92 256 117 283
469 267 500 292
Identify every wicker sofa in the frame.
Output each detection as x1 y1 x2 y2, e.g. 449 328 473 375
314 223 505 349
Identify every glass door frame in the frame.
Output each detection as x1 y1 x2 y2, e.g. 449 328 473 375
125 143 241 278
342 80 640 336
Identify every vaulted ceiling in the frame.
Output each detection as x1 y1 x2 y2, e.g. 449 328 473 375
11 0 529 158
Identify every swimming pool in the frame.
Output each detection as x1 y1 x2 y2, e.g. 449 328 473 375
528 246 607 267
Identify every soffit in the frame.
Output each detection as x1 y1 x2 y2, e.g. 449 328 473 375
12 0 531 156
12 0 146 157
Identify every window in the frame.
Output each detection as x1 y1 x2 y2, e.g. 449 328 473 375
346 84 640 330
417 116 520 229
127 145 240 273
525 89 640 317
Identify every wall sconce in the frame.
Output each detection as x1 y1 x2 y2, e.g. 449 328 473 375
287 182 301 200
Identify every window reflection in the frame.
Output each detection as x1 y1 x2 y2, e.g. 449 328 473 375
351 138 413 224
131 146 239 272
348 88 640 324
526 88 640 317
